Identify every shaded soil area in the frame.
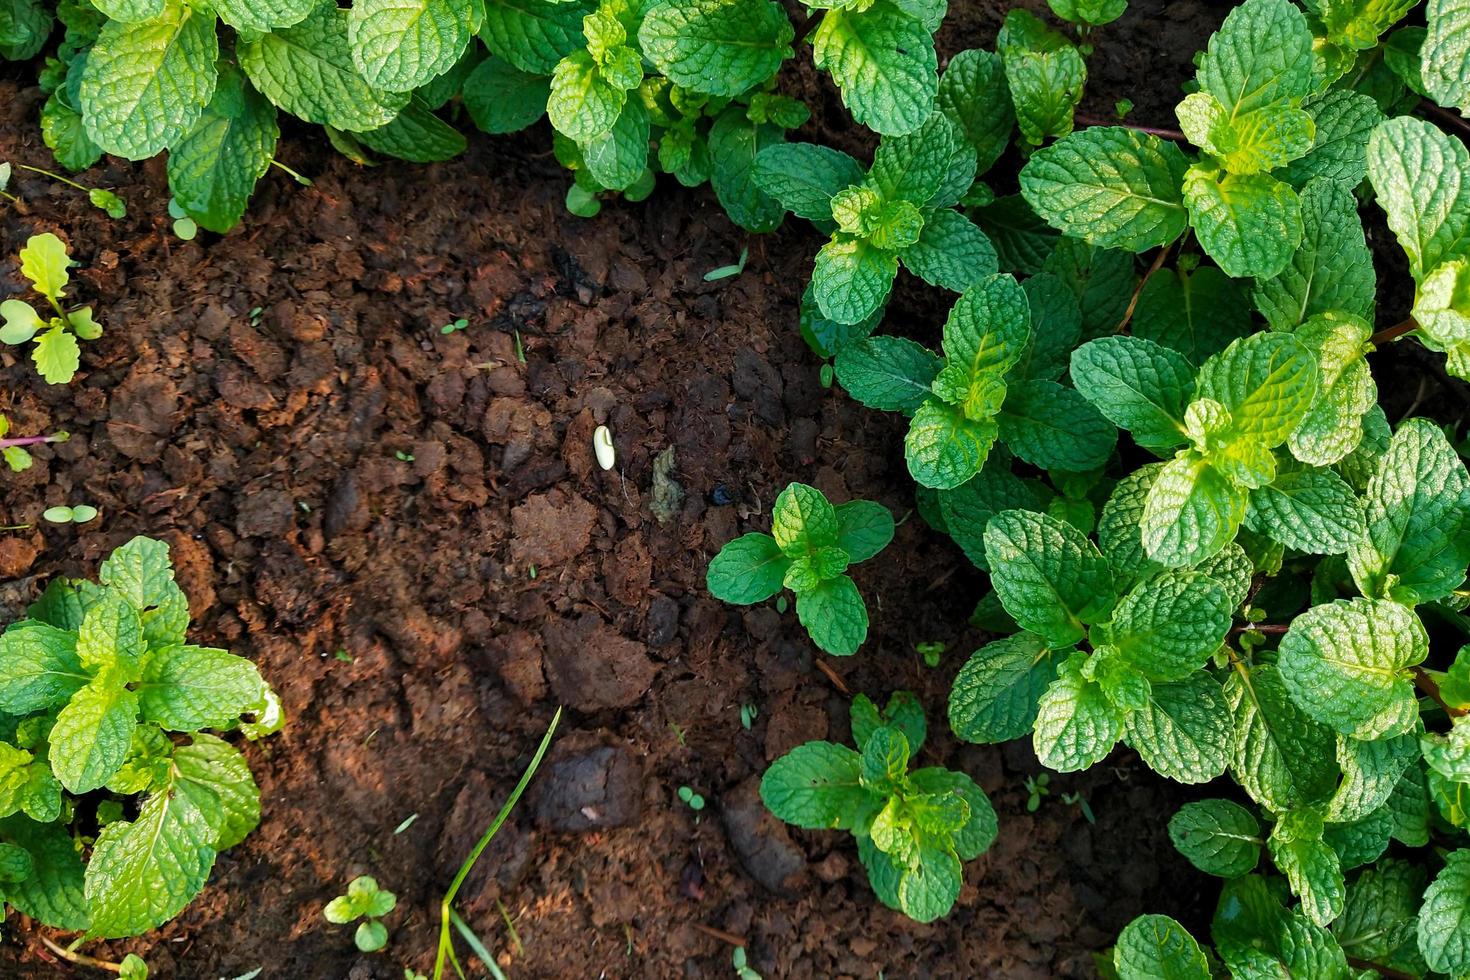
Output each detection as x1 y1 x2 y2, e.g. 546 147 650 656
0 0 1430 975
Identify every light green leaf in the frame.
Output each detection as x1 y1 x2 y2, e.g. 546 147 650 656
760 741 870 829
903 400 998 489
137 645 267 731
76 592 144 678
18 232 71 303
1033 656 1123 772
1018 127 1190 252
167 68 279 234
833 335 942 415
948 632 1057 743
811 2 938 136
1183 165 1303 279
99 536 177 609
1245 467 1365 554
32 324 81 385
0 623 88 713
813 237 899 325
239 2 409 132
1197 331 1319 447
1253 179 1376 332
1 816 89 931
478 0 587 75
1412 257 1470 371
1348 418 1470 605
1177 92 1315 175
1422 0 1470 113
1418 849 1470 973
1114 914 1210 980
0 300 44 345
79 0 218 159
174 733 261 849
1269 811 1345 927
795 576 868 655
1197 0 1314 115
1168 799 1262 877
548 50 624 142
1141 454 1248 567
1123 672 1233 784
41 93 103 172
834 500 894 563
997 9 1086 147
1070 336 1193 453
1226 663 1338 813
996 379 1117 472
49 677 139 794
84 789 216 938
983 509 1116 646
1326 731 1419 823
771 484 839 557
753 142 865 222
1289 312 1375 467
349 0 475 92
213 0 316 35
1108 571 1232 681
638 0 791 96
1365 116 1470 279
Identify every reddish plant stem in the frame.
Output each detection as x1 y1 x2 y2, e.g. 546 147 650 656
1116 241 1175 333
0 434 64 450
1414 666 1467 719
1346 956 1419 980
1229 622 1290 637
1370 317 1418 347
1074 113 1187 142
1419 100 1470 139
691 922 749 948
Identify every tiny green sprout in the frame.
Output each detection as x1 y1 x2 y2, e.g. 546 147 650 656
334 649 353 663
2 233 103 385
0 413 68 473
819 363 834 388
732 946 762 980
566 183 601 218
439 318 469 335
8 163 125 217
325 875 397 953
270 158 313 186
1061 791 1096 824
394 813 419 834
97 799 125 826
740 703 758 730
248 307 264 325
669 722 686 745
703 246 750 282
1024 773 1051 813
513 330 526 363
916 641 946 668
775 595 788 615
119 954 148 979
1114 98 1134 119
42 504 98 525
394 451 414 463
168 199 198 241
528 564 538 579
405 970 428 980
677 785 706 811
0 161 13 203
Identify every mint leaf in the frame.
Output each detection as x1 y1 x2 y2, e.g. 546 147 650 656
1281 91 1384 187
811 3 938 136
796 576 868 656
0 623 87 714
1169 799 1262 877
1108 571 1232 681
1141 454 1248 567
1197 332 1319 446
759 741 868 828
834 501 894 563
754 142 866 222
1226 663 1337 813
1123 672 1233 784
1033 655 1123 772
213 0 315 34
84 789 216 938
935 48 1013 176
1269 810 1345 927
1114 914 1211 980
1288 312 1375 467
1366 116 1470 280
1422 0 1470 114
167 68 280 234
1279 597 1426 739
1097 463 1166 583
1070 336 1194 453
834 336 942 415
349 0 475 92
1 816 89 931
478 0 586 75
174 734 261 849
79 0 218 159
1327 731 1420 823
812 238 899 326
904 400 998 489
1176 93 1314 175
771 484 839 556
357 99 468 164
639 0 792 97
996 379 1117 472
1213 874 1351 977
1245 467 1365 555
984 509 1115 646
461 58 549 135
1418 849 1470 973
1019 128 1190 252
137 646 266 732
49 677 138 794
1133 267 1251 366
852 692 926 754
902 209 997 294
997 9 1086 147
548 50 626 143
936 465 1046 569
1197 0 1314 115
949 632 1058 743
581 99 650 191
1253 178 1375 332
99 536 177 610
1348 417 1470 605
1183 165 1302 279
707 108 786 233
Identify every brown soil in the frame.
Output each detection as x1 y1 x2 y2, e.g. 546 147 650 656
2 1 1429 976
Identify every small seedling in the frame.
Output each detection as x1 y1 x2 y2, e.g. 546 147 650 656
42 504 98 524
677 785 706 811
271 158 313 187
3 163 125 218
740 703 758 730
1 233 103 384
334 649 353 663
0 162 13 203
394 451 414 462
168 199 198 240
819 363 834 388
916 641 946 668
394 813 419 834
732 946 762 980
325 875 397 952
0 413 68 472
248 307 264 326
1061 791 1096 824
439 318 469 335
775 596 788 615
1024 773 1051 813
703 246 749 282
1113 98 1133 119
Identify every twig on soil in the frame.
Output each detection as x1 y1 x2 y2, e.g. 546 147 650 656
38 937 126 973
691 922 749 948
813 658 852 696
1414 667 1467 719
1074 114 1187 142
1115 240 1175 333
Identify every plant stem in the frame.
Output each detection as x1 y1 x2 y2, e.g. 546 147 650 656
1419 100 1470 140
0 433 65 449
16 163 88 193
1414 667 1467 719
270 159 313 186
1074 113 1187 142
793 8 822 39
38 937 125 973
1115 240 1174 333
1228 622 1289 637
1346 956 1419 980
1370 317 1418 346
690 922 749 947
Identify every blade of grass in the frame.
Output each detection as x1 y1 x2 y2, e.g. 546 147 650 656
432 707 562 980
451 909 509 980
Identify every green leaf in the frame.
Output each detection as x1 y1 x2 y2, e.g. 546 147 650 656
707 108 786 234
949 632 1058 743
996 379 1117 472
1168 799 1262 877
79 0 218 159
1033 655 1123 772
1253 179 1375 332
49 677 138 794
461 57 549 134
174 733 261 849
0 0 52 60
581 98 649 190
1324 806 1393 871
349 0 475 93
984 509 1115 646
240 2 409 132
997 9 1086 147
1070 336 1193 453
1 817 89 931
1141 454 1248 567
1113 914 1210 980
973 196 1059 276
1097 463 1166 583
137 646 267 731
1418 849 1470 973
908 767 997 860
1133 270 1248 369
213 0 316 35
936 48 1013 176
0 623 87 713
1226 663 1338 812
1197 0 1314 115
759 741 870 829
1334 858 1429 974
41 93 103 172
0 300 44 346
167 68 279 234
1281 91 1384 187
796 576 868 656
84 789 216 938
1213 874 1351 977
1176 93 1315 175
478 0 587 75
1245 467 1365 555
1412 258 1470 372
1013 273 1082 382
1048 0 1127 27
852 692 926 754
548 50 624 142
1288 313 1375 468
1269 811 1345 927
814 236 900 326
834 335 942 415
1108 571 1232 681
936 464 1045 569
99 536 177 610
1019 128 1190 252
357 99 467 163
1043 237 1135 338
1124 672 1233 784
1183 165 1303 279
1198 332 1320 447
18 232 70 304
32 324 81 385
903 399 998 489
901 209 997 294
1348 418 1470 605
76 592 144 678
834 501 894 563
753 142 865 222
1422 0 1470 113
771 484 839 557
811 2 938 136
1365 116 1470 280
1326 731 1419 823
639 0 792 97
1278 597 1426 739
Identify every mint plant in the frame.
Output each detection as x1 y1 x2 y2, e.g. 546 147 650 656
325 875 397 952
997 9 1086 147
1 233 102 385
761 692 997 922
706 483 892 656
0 536 281 940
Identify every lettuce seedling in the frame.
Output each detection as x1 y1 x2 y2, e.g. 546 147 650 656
754 109 993 325
0 233 102 385
0 536 282 939
325 875 397 952
761 692 997 922
707 483 892 655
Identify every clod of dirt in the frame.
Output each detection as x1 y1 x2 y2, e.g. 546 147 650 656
235 488 296 538
720 776 807 895
649 446 683 525
510 488 597 567
489 630 547 705
542 613 658 711
533 732 644 832
646 594 680 647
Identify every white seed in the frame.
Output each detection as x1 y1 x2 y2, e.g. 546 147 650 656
593 425 616 471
